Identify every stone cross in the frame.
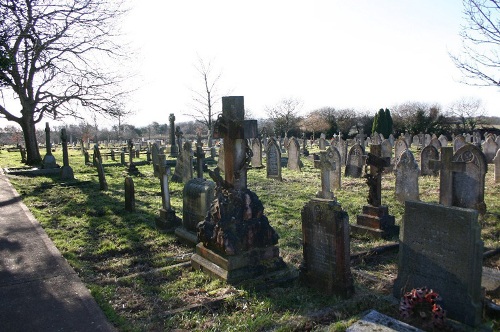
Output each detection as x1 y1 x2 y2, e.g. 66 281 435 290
213 96 258 191
364 144 389 207
314 151 336 200
60 128 69 167
356 133 367 149
428 146 466 206
158 154 171 211
194 134 205 179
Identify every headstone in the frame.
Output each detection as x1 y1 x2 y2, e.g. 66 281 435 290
481 136 498 163
380 139 392 160
344 143 364 178
428 147 466 206
346 310 424 332
266 138 282 180
394 138 408 162
300 198 354 298
429 137 441 151
283 136 290 152
326 146 341 190
452 144 487 214
127 139 139 175
493 149 500 183
453 135 466 153
59 128 74 180
20 147 26 163
169 114 178 157
171 141 193 183
42 122 57 169
394 150 419 203
193 96 286 283
250 138 263 168
412 135 419 147
217 144 224 171
318 137 327 150
336 138 347 166
194 135 205 179
371 132 381 145
313 151 336 200
423 134 431 147
151 143 160 177
156 154 181 230
438 134 448 148
388 134 395 146
404 132 411 147
394 201 484 328
351 145 397 239
420 145 439 176
124 177 135 212
93 145 108 191
287 137 302 171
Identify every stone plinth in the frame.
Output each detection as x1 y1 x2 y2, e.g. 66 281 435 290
191 243 286 284
351 205 398 239
155 208 181 231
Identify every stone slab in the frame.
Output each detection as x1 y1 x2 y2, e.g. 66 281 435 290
346 310 423 332
174 226 198 246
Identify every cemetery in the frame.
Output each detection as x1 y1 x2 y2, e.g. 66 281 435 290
1 113 499 331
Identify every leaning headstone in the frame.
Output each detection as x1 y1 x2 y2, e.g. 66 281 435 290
481 136 498 163
287 137 302 171
420 145 439 176
395 150 419 203
59 128 74 180
453 134 466 153
250 138 263 168
394 138 408 162
452 144 487 214
394 201 484 328
344 143 364 178
266 138 282 180
493 149 500 183
300 193 354 297
124 177 135 212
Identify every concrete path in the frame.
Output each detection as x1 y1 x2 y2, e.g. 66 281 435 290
0 170 116 332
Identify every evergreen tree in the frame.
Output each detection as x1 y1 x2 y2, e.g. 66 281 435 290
378 108 388 138
384 108 393 138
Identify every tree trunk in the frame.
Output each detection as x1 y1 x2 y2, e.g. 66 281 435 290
20 117 42 165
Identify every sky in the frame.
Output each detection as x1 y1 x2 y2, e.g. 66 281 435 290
3 0 500 129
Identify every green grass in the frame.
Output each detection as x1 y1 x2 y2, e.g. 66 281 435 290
0 144 498 331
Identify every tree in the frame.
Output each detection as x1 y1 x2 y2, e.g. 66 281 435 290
447 97 485 132
188 57 222 147
265 98 303 137
372 108 393 138
299 107 337 139
0 0 129 164
451 0 500 86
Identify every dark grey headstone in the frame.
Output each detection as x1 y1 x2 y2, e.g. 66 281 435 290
344 144 364 178
394 201 483 327
420 145 439 176
266 138 282 180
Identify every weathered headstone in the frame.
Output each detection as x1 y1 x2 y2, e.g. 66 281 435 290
42 122 57 169
344 143 364 178
287 137 302 171
453 134 466 153
171 141 193 183
429 137 441 151
326 146 341 190
482 136 498 163
300 197 353 298
395 149 419 203
127 139 139 175
336 138 347 166
346 310 424 332
169 113 178 157
217 144 224 171
452 144 487 214
93 145 108 191
313 151 336 200
194 135 205 179
250 138 263 168
266 138 282 181
124 177 135 212
20 147 27 164
438 134 448 148
428 147 466 206
151 142 160 177
394 201 484 328
156 154 181 230
493 149 500 183
380 139 392 159
394 138 408 162
420 145 439 176
59 128 74 180
318 137 327 150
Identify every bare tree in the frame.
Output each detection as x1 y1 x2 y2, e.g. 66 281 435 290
265 98 303 137
187 57 222 147
447 97 485 132
450 0 500 86
0 0 130 164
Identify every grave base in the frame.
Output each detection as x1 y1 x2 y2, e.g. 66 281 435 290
155 208 181 231
127 163 140 175
191 243 290 284
174 227 198 246
351 205 399 240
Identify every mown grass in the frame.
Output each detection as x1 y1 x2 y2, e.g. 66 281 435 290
0 144 498 331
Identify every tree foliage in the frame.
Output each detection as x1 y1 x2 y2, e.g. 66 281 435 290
265 98 303 137
372 108 393 138
0 0 130 164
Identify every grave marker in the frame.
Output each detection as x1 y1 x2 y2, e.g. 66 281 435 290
287 137 302 171
124 177 135 212
59 128 74 180
155 154 180 230
169 114 178 157
266 138 282 180
42 122 57 169
428 147 466 206
395 149 419 203
93 145 108 191
250 138 263 168
344 143 364 178
493 149 500 183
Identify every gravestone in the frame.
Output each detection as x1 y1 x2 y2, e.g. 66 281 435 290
217 144 224 171
151 143 160 177
283 136 289 152
42 122 57 169
380 139 392 159
394 201 484 328
344 143 364 178
371 132 381 145
20 147 27 163
420 145 439 176
346 310 424 332
169 114 178 157
194 135 206 179
127 139 139 175
318 137 327 150
388 134 395 146
313 151 336 200
493 149 500 183
326 146 341 190
287 137 302 171
193 96 286 283
336 138 347 166
453 135 466 153
412 135 419 147
428 147 466 207
423 134 431 147
482 136 498 163
395 149 419 203
171 141 193 183
59 128 74 180
394 138 408 162
452 144 487 214
438 134 448 148
300 197 354 298
266 138 282 180
351 145 398 239
429 137 441 151
250 138 263 168
93 145 108 191
404 132 411 147
155 154 181 230
124 177 135 212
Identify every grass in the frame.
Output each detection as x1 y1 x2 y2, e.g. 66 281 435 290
0 144 499 331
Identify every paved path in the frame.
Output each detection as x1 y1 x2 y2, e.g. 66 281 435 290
0 170 116 332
